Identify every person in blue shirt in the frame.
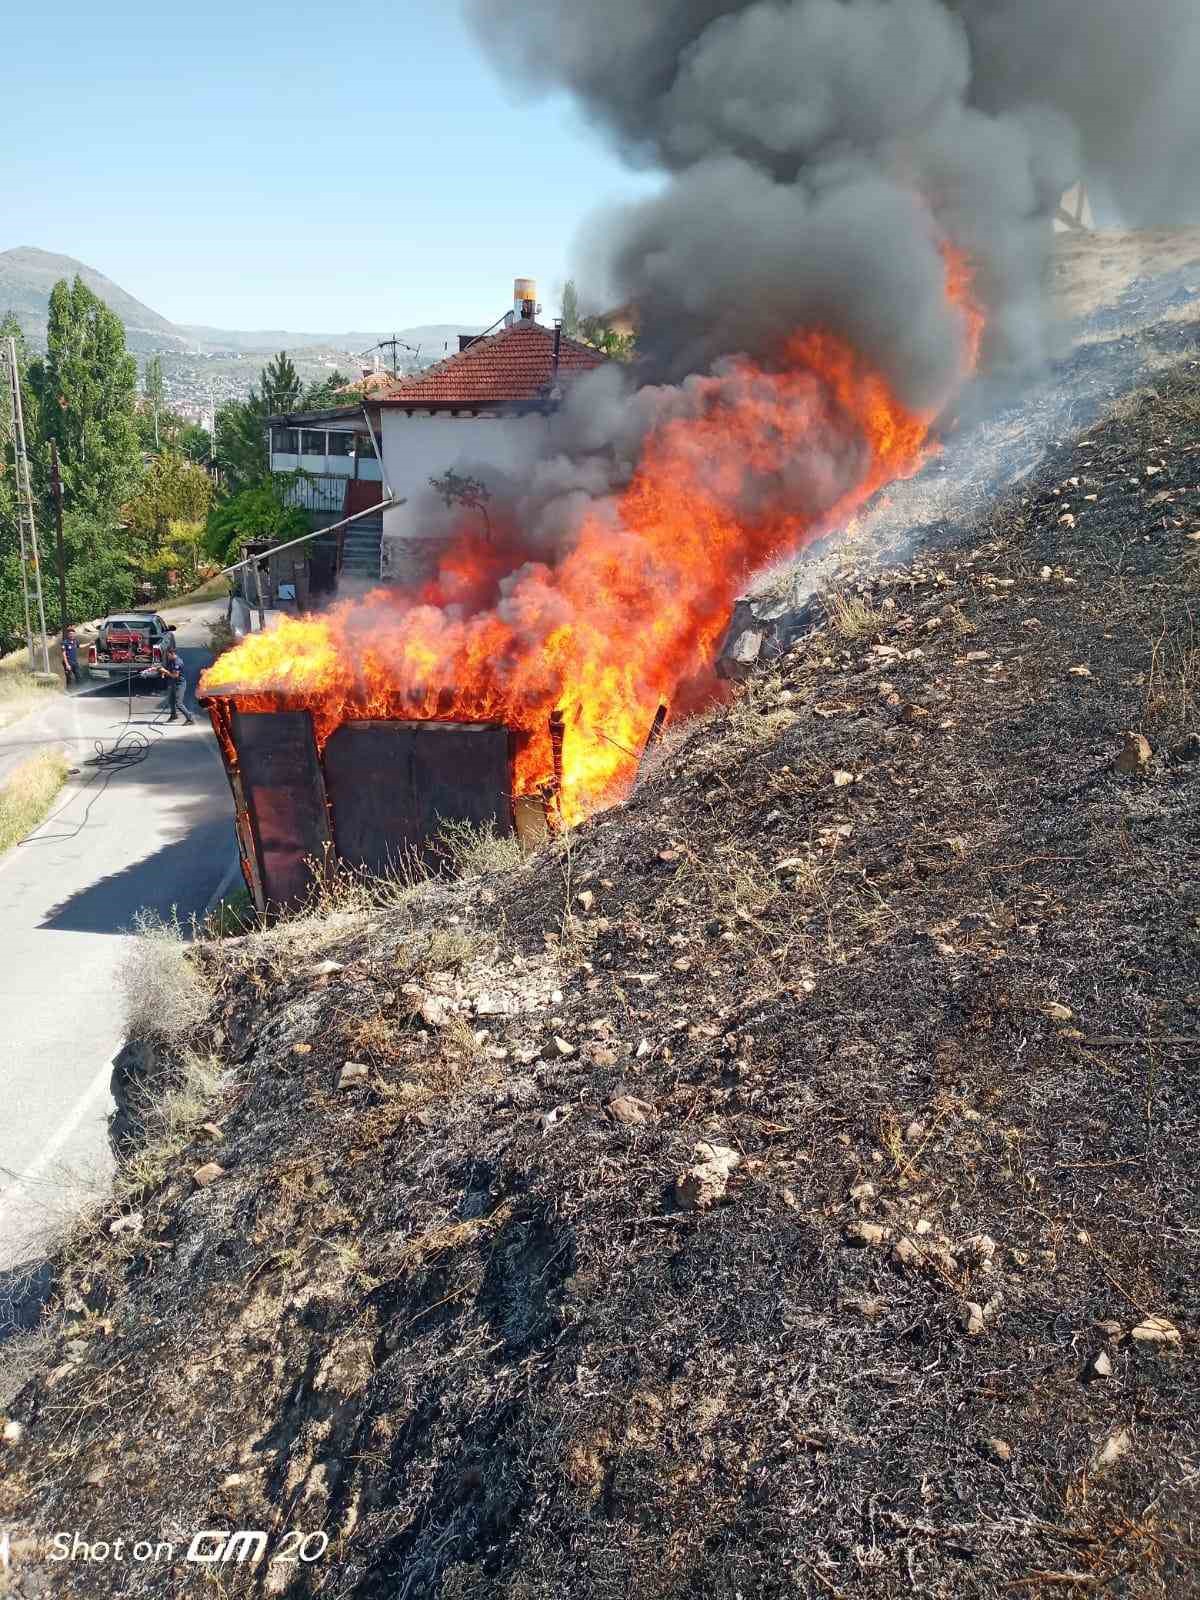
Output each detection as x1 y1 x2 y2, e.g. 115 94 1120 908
142 638 195 725
61 626 81 688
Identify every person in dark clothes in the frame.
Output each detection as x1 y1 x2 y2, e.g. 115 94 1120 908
61 626 81 688
141 640 195 724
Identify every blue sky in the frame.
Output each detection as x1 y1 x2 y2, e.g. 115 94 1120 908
1 2 658 333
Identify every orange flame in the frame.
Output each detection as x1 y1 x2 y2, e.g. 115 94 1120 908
202 248 983 824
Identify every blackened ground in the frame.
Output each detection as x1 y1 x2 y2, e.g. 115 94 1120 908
1 359 1198 1600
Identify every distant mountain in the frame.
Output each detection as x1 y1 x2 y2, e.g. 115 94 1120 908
174 324 480 359
0 246 480 358
0 245 182 345
0 245 485 415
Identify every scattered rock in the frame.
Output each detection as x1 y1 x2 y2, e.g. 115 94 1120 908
892 1235 923 1268
844 1220 889 1249
608 1095 655 1127
538 1105 571 1134
1115 733 1153 773
986 1437 1012 1462
308 959 344 981
1131 1314 1180 1348
904 1119 926 1142
3 1419 24 1446
108 1211 143 1238
676 1142 741 1211
472 992 516 1019
292 1042 312 1056
719 626 765 681
549 1036 577 1059
1170 732 1200 763
899 702 930 724
337 1061 370 1091
849 1179 876 1211
956 1234 997 1269
192 1162 225 1188
1085 1349 1114 1381
420 995 453 1027
576 890 595 913
636 1038 653 1059
1096 1427 1131 1470
832 769 854 787
1041 1002 1073 1023
960 1301 987 1336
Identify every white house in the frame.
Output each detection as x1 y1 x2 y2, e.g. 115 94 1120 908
266 280 610 587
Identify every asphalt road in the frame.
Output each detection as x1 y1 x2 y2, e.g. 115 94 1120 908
0 603 238 1287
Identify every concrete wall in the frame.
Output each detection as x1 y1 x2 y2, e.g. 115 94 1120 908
378 411 552 584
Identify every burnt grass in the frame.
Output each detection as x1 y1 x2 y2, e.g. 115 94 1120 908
2 359 1200 1600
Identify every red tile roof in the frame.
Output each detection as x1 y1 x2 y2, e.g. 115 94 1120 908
374 320 609 408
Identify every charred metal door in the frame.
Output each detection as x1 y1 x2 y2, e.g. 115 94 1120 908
322 720 513 875
230 708 331 908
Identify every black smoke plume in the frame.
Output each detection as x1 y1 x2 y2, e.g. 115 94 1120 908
466 0 1200 402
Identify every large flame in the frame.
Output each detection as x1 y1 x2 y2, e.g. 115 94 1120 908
202 249 983 824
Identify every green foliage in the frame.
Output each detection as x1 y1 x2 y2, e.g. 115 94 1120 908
124 451 214 546
203 479 309 566
142 518 208 595
301 370 351 411
214 349 306 496
143 355 164 449
179 423 213 465
29 276 141 514
578 314 637 362
561 280 580 339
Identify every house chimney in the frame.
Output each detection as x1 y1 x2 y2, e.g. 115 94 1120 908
514 277 538 322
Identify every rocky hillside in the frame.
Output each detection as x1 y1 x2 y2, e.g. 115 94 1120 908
1 358 1198 1599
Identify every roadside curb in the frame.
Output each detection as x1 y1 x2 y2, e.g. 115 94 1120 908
202 851 243 921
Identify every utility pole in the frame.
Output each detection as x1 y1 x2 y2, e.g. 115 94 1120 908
2 336 51 675
49 440 68 634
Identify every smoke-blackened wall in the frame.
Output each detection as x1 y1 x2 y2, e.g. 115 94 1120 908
466 0 1199 397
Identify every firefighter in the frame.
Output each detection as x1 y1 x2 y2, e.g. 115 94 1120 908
141 636 195 725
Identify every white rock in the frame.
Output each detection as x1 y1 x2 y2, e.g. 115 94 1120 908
337 1061 370 1090
2 1419 24 1446
1131 1315 1180 1347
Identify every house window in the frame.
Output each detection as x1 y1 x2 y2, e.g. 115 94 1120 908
354 432 381 460
301 429 327 455
271 427 299 455
327 432 353 457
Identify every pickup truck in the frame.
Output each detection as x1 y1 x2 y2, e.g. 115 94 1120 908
86 613 172 679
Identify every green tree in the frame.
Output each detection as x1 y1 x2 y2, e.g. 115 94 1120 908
179 423 212 465
143 354 164 449
125 451 214 548
578 314 637 362
561 280 580 339
300 370 351 411
214 350 304 496
28 276 141 515
203 479 308 566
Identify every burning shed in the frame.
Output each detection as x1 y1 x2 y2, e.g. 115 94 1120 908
203 691 534 913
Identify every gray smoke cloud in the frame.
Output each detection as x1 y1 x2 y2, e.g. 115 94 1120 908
466 0 1200 401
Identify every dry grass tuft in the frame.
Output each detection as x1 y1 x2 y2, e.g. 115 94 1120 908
0 653 60 730
437 819 526 877
0 747 68 854
1142 607 1200 735
823 586 886 639
119 912 215 1042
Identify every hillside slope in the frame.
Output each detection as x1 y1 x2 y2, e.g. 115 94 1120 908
0 246 178 343
1 359 1198 1599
